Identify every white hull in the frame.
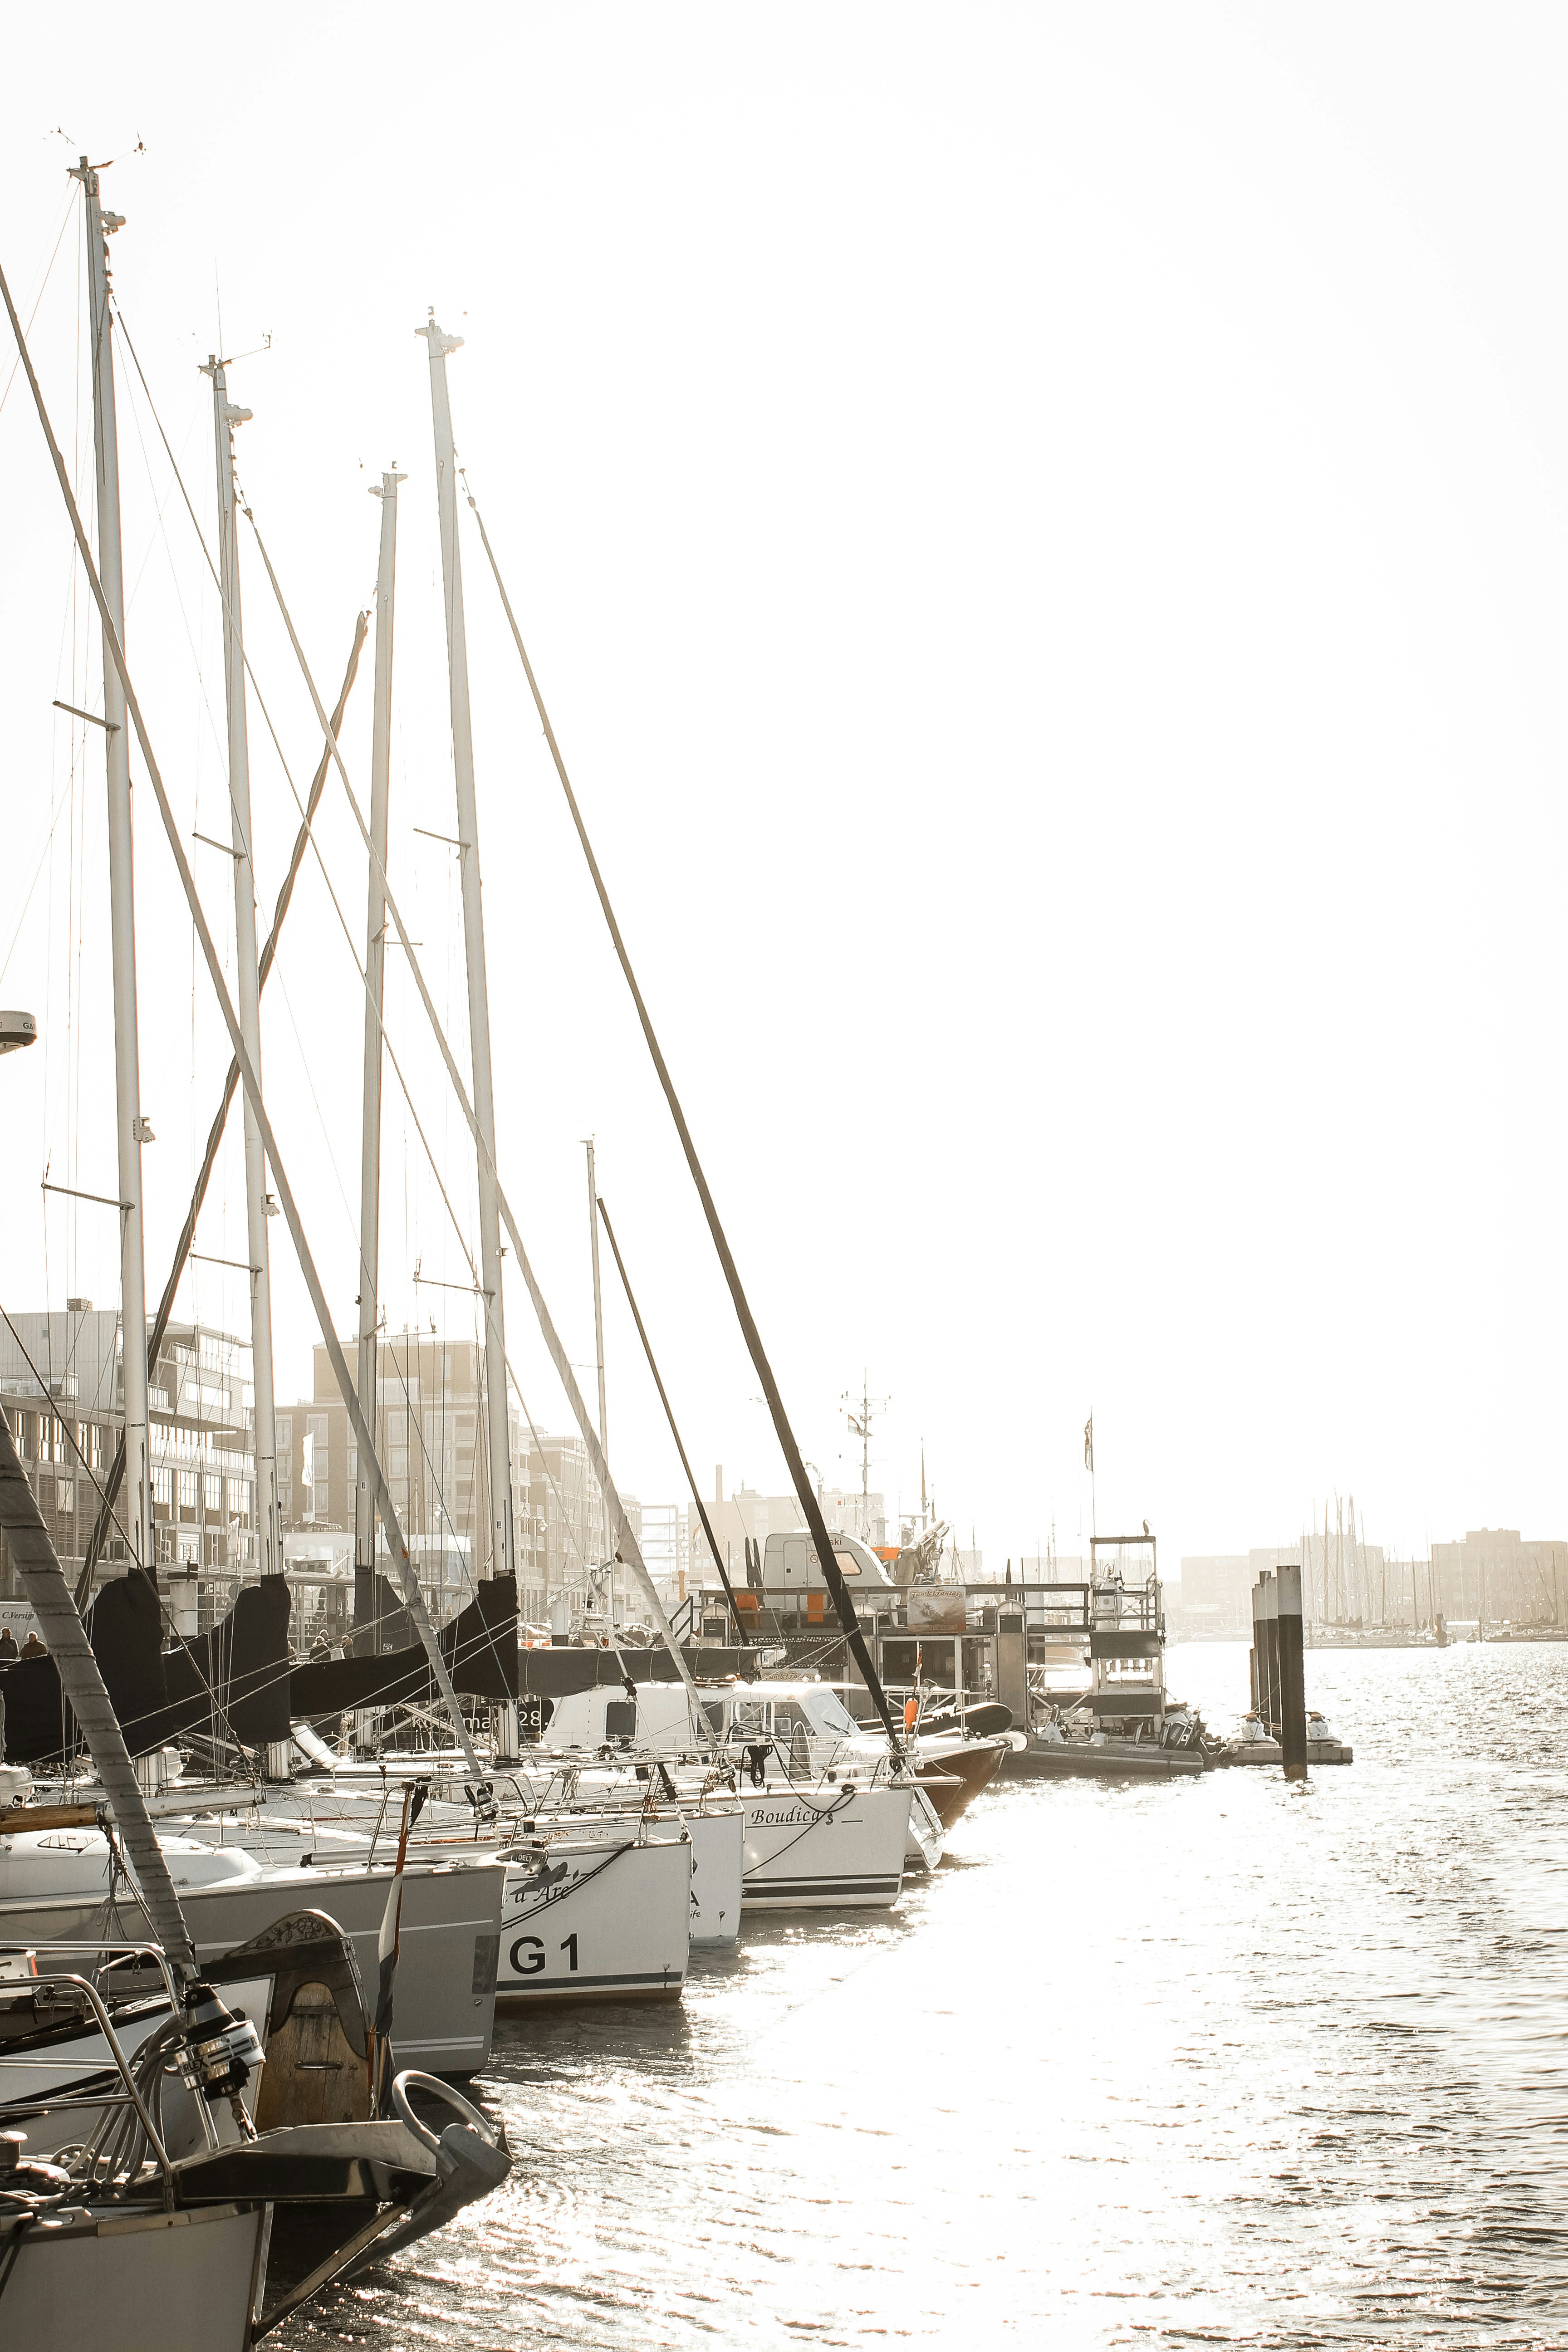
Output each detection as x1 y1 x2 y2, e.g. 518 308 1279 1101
738 1784 910 1908
0 1857 505 2075
496 1831 691 2004
686 1808 743 1945
0 2200 265 2350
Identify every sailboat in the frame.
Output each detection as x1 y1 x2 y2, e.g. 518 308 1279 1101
0 170 514 2344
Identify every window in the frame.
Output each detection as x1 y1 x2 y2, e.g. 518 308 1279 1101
390 1446 409 1478
277 1416 292 1450
389 1411 408 1443
178 1470 197 1510
347 1447 358 1483
204 1473 223 1512
307 1414 328 1447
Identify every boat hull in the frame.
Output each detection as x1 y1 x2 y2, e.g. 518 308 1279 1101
912 1736 1007 1825
0 2199 265 2350
495 1832 691 2006
686 1807 744 1945
738 1784 910 1908
0 1858 505 2076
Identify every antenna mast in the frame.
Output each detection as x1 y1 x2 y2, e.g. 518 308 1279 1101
355 468 404 1601
202 348 281 1578
74 157 152 1585
417 314 514 1585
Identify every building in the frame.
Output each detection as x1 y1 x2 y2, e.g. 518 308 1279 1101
1429 1530 1567 1628
287 1333 540 1622
0 1306 258 1606
684 1470 889 1583
1175 1556 1251 1634
524 1431 607 1614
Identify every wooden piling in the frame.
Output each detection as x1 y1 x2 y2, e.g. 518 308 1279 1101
1258 1571 1280 1730
1277 1562 1307 1781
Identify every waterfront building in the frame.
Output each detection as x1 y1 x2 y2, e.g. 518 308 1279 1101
292 1332 539 1622
1429 1529 1566 1628
0 1306 258 1609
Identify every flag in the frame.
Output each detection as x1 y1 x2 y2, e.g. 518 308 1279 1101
1083 1417 1094 1473
369 1780 427 2110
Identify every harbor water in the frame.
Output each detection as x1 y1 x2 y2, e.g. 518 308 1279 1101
276 1643 1568 2349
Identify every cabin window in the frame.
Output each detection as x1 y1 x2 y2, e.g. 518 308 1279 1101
832 1552 862 1578
731 1701 771 1740
806 1690 858 1736
604 1700 637 1740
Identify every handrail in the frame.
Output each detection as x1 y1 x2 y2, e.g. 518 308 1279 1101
4 1968 176 2195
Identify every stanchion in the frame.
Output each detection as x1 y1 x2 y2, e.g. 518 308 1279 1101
1277 1563 1307 1781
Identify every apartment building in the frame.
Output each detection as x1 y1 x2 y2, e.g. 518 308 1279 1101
0 1306 257 1597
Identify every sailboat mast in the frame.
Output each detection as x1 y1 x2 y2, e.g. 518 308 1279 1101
204 353 281 1579
417 314 514 1587
583 1138 606 1449
74 159 153 1586
356 470 405 1592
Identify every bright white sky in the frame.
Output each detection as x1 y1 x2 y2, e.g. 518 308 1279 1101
2 4 1564 1574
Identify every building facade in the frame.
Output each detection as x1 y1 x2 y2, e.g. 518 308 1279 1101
285 1333 540 1622
0 1307 257 1603
1429 1529 1566 1627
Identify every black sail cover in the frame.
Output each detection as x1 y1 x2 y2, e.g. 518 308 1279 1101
0 1570 762 1760
0 1570 294 1762
288 1574 521 1716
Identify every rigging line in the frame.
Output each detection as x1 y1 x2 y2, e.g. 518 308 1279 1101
461 480 904 1757
0 274 486 1797
107 307 535 1496
236 512 718 1754
0 1305 250 1758
110 301 300 880
0 186 76 426
78 615 369 1599
596 1192 745 1642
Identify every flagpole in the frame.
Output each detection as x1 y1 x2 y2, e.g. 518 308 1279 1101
1085 1411 1097 1539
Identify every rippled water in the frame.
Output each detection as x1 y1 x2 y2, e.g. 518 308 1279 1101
277 1643 1568 2349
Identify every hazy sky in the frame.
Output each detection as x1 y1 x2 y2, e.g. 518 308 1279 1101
2 5 1564 1572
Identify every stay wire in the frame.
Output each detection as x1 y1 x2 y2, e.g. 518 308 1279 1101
461 473 904 1755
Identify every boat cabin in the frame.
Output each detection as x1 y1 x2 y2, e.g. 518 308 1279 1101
536 1677 870 1765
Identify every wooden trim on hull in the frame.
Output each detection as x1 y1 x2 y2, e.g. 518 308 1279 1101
913 1739 1006 1825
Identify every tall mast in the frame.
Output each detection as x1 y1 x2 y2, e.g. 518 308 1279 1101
416 313 513 1583
583 1143 606 1449
202 353 280 1578
74 158 152 1585
356 470 405 1591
